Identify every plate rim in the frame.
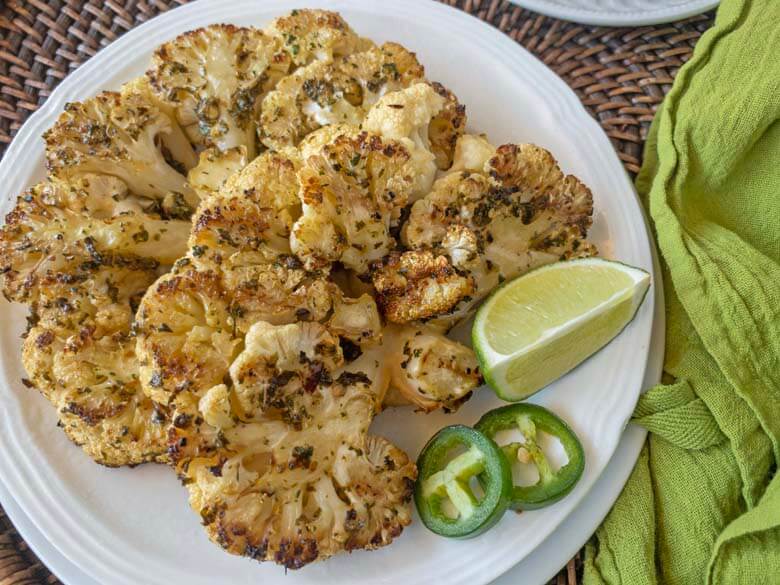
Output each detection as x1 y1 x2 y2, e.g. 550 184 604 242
509 0 718 26
0 1 657 584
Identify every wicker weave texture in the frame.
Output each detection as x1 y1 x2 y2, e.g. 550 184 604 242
0 1 714 584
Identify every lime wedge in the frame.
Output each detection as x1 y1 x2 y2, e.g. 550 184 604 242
472 258 650 402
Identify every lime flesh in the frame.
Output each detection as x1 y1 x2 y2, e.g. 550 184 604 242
473 258 650 401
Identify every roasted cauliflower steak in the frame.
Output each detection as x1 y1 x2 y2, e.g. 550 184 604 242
164 320 415 569
372 141 597 330
0 178 190 465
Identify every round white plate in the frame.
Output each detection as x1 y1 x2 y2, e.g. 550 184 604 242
512 0 718 26
0 425 650 585
0 1 657 584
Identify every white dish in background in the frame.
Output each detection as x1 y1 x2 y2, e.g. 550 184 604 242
0 1 659 584
512 0 718 26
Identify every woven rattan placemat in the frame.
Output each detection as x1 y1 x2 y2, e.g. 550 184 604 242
0 1 713 583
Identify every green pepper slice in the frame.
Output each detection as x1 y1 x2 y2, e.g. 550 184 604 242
475 404 585 510
414 425 512 538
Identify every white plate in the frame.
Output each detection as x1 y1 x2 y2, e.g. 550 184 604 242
512 0 718 26
0 1 657 584
0 425 650 585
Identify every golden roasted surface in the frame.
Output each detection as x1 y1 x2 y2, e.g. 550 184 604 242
147 12 368 157
165 321 416 569
372 250 474 323
380 140 597 329
0 180 188 465
265 9 373 67
383 324 482 412
187 146 249 200
428 82 467 170
291 130 416 273
260 42 424 150
43 80 198 212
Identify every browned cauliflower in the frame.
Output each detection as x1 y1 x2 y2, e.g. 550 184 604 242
159 320 415 569
146 12 367 158
147 24 281 157
363 82 465 198
447 133 496 173
383 325 481 412
427 82 467 170
0 179 189 303
265 8 373 67
21 262 169 466
290 130 418 273
187 146 249 200
371 249 474 323
43 81 198 218
259 42 424 150
373 141 597 330
0 178 189 465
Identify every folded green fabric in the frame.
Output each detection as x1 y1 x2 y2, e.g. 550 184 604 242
583 0 780 583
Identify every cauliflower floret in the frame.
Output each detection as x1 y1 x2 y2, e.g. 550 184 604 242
135 265 242 406
427 82 467 170
147 25 283 157
298 123 359 159
260 42 425 150
44 82 198 214
189 150 302 267
187 146 249 200
198 384 234 429
291 131 416 273
382 324 481 412
448 134 496 173
363 82 466 199
163 320 415 569
327 293 383 345
380 143 597 329
52 173 147 217
363 83 444 199
371 249 474 323
265 9 373 66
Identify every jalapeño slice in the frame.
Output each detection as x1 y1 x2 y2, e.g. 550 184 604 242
414 425 512 538
475 404 585 510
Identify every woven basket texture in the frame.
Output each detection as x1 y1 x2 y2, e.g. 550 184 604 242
0 1 714 583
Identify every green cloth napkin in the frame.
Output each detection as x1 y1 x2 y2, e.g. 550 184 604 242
583 0 780 583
